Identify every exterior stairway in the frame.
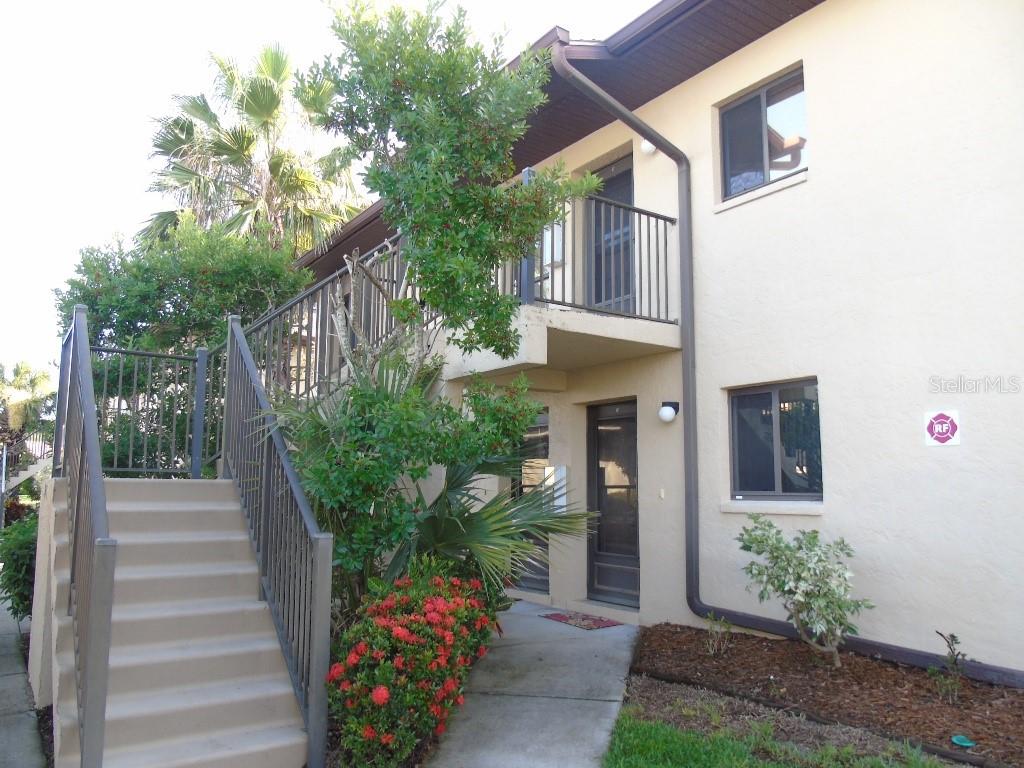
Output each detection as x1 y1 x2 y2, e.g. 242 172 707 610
5 456 50 493
49 478 308 768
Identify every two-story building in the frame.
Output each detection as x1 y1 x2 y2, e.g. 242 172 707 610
298 0 1024 682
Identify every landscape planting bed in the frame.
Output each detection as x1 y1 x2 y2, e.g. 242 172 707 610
631 624 1024 767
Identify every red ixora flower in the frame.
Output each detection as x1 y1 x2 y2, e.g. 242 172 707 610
371 685 391 706
477 645 488 658
326 662 345 684
346 651 360 667
363 724 377 741
468 578 483 591
435 721 447 736
381 733 395 746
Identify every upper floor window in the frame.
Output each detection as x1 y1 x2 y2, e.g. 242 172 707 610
720 69 808 199
730 379 822 499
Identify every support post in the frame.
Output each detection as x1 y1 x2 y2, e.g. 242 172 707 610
190 347 208 479
220 316 242 478
79 538 116 768
518 166 537 304
52 323 73 475
305 533 334 768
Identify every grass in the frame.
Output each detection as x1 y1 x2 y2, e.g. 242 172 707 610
603 711 945 768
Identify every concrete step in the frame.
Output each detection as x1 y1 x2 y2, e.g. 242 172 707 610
106 500 249 534
103 478 239 505
111 562 260 604
110 530 254 566
55 562 260 606
101 721 308 768
110 598 273 645
57 633 287 695
102 675 301 750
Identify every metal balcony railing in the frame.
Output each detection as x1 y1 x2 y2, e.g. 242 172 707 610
497 195 678 322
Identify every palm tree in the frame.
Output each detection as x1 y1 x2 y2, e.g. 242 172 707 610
386 456 592 589
142 45 361 253
0 362 54 434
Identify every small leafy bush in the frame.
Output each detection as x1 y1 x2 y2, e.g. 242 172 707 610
704 612 733 658
927 631 965 704
0 513 38 622
328 560 496 766
737 514 872 668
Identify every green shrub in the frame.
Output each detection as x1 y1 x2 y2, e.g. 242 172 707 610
737 514 872 668
0 513 38 622
328 559 495 766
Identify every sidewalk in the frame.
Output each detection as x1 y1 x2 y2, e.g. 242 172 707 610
429 599 637 768
0 601 45 768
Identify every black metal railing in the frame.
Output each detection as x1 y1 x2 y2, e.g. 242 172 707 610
52 305 116 768
90 346 208 478
221 316 332 768
498 195 677 321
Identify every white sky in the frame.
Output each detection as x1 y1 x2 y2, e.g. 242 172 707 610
0 0 644 378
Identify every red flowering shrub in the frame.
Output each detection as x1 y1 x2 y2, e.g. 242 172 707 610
328 565 495 766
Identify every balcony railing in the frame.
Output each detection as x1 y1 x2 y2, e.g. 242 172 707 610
497 195 678 322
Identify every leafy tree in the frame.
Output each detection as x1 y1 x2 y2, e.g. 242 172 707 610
299 2 598 358
55 216 312 352
143 45 361 253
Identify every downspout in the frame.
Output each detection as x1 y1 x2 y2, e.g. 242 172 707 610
550 42 1022 687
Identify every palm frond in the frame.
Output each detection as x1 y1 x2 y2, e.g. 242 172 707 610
211 53 243 104
173 93 221 129
151 116 196 158
254 44 291 89
240 76 283 130
137 209 184 243
210 125 257 167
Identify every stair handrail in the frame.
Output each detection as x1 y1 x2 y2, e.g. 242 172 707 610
52 305 117 768
221 315 332 768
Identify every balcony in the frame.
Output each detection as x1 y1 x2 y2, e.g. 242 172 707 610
447 196 681 379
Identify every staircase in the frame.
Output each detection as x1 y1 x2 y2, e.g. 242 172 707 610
2 430 53 507
6 456 50 492
49 479 307 768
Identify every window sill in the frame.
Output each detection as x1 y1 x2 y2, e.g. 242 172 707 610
720 498 823 516
714 169 808 213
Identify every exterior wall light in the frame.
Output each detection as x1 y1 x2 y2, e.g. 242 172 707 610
658 401 679 423
640 138 658 155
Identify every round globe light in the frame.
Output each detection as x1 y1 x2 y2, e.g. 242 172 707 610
658 404 678 423
640 139 657 155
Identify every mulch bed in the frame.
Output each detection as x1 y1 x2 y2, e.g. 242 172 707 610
631 624 1024 767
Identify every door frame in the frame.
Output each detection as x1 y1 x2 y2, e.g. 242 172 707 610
588 155 635 314
586 399 640 608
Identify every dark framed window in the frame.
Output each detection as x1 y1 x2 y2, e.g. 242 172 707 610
720 69 808 199
730 379 822 499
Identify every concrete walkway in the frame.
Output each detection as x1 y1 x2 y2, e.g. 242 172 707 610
0 602 45 768
429 599 637 768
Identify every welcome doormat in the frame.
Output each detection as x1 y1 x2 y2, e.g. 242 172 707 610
541 611 622 630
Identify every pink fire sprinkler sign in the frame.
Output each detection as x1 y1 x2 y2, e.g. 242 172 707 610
924 410 960 446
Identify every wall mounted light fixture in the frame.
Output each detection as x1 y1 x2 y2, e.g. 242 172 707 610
640 138 658 155
658 401 680 423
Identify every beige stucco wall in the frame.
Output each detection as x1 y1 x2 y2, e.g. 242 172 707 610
459 0 1024 670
